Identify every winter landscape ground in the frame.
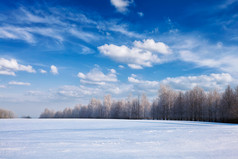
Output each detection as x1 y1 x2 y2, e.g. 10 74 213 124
0 119 238 159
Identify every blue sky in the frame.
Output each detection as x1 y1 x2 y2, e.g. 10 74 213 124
0 0 238 117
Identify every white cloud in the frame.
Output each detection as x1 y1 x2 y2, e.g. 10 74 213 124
99 44 155 69
180 50 220 68
127 74 160 94
131 74 137 77
138 12 144 17
0 26 35 43
0 70 15 76
26 90 44 96
110 0 133 14
133 39 171 54
28 27 63 42
8 81 31 86
77 67 118 85
0 58 36 76
0 8 89 44
0 7 142 46
80 80 106 86
128 76 140 83
128 75 159 87
57 85 96 98
69 28 98 42
0 85 6 88
56 82 133 100
179 48 238 77
110 69 116 74
81 46 95 55
109 24 142 38
50 65 58 75
161 73 234 91
18 8 68 26
154 32 238 77
127 73 235 95
77 72 86 79
39 69 47 74
128 64 143 69
98 39 171 69
118 65 125 69
0 25 65 43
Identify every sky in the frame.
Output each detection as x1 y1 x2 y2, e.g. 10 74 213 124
0 0 238 117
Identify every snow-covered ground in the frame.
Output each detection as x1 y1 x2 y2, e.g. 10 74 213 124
0 119 238 159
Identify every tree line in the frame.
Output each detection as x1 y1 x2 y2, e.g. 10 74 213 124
40 85 238 123
0 108 15 118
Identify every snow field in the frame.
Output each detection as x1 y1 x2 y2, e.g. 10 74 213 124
0 119 238 159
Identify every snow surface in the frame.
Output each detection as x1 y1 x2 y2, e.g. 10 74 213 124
0 119 238 159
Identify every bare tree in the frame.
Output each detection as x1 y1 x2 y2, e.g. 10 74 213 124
173 91 185 120
103 95 112 118
0 108 15 118
221 85 235 122
39 85 238 123
40 108 55 118
158 85 177 120
141 94 151 119
185 86 206 121
206 89 221 122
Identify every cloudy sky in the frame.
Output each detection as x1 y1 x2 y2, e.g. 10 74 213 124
0 0 238 117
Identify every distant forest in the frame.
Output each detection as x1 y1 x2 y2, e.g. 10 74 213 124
40 85 238 123
0 108 14 118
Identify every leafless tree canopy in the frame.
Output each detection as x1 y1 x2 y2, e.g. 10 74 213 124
0 108 14 118
40 85 238 123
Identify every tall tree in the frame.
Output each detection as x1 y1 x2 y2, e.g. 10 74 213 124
0 108 14 118
173 91 185 120
158 85 177 120
141 94 151 119
221 85 235 122
103 95 112 118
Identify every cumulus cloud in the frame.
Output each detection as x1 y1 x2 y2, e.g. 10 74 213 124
0 58 35 76
98 39 171 69
110 0 133 14
39 69 47 74
161 73 234 91
110 69 116 74
50 65 58 75
127 73 235 94
8 81 31 86
57 85 96 98
133 39 171 54
77 67 118 85
118 65 125 69
127 74 160 94
56 82 133 100
128 75 159 87
127 64 143 69
77 72 86 79
53 83 133 105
